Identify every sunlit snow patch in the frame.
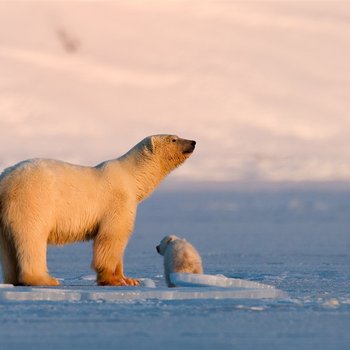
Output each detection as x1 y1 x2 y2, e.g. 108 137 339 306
140 278 156 288
80 275 95 281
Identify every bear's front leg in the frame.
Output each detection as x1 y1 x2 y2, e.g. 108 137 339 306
115 260 140 286
95 269 127 286
92 210 139 286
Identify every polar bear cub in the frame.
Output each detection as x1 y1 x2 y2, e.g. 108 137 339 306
156 235 203 287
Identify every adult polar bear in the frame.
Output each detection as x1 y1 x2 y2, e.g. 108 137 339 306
0 134 196 286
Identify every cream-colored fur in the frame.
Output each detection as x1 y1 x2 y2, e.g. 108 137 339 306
0 135 196 286
156 235 203 287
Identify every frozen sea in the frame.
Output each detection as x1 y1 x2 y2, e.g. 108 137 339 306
0 184 349 350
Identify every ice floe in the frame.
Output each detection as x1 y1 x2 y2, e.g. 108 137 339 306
0 287 286 302
169 273 278 289
0 274 286 302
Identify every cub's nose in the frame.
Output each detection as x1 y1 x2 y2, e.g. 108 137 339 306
156 245 160 253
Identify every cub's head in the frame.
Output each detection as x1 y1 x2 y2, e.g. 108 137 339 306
156 235 179 256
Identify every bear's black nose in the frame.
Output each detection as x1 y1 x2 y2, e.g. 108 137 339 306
156 246 160 253
182 140 196 154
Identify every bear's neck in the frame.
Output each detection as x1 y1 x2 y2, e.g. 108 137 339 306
119 151 172 202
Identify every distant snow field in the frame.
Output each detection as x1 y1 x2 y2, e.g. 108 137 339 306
1 2 350 182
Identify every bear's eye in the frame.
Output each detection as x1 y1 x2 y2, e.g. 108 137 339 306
172 139 177 143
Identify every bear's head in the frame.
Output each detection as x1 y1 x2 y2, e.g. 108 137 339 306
143 135 196 171
122 135 196 201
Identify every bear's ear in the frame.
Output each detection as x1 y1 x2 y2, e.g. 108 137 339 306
149 136 156 153
143 136 154 155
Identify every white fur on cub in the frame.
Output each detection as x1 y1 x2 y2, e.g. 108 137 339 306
156 235 203 287
0 135 196 286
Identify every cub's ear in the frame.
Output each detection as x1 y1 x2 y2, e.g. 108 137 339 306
166 235 177 245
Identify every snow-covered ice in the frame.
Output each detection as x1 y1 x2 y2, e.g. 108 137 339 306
0 187 349 350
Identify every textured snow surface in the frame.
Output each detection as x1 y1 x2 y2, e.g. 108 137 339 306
0 187 349 350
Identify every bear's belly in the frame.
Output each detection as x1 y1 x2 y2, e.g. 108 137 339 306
48 220 99 245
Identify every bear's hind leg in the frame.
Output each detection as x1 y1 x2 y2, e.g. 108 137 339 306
0 232 19 285
19 273 60 286
15 234 60 286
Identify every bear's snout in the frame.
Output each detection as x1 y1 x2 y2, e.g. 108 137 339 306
182 139 196 154
156 245 160 254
